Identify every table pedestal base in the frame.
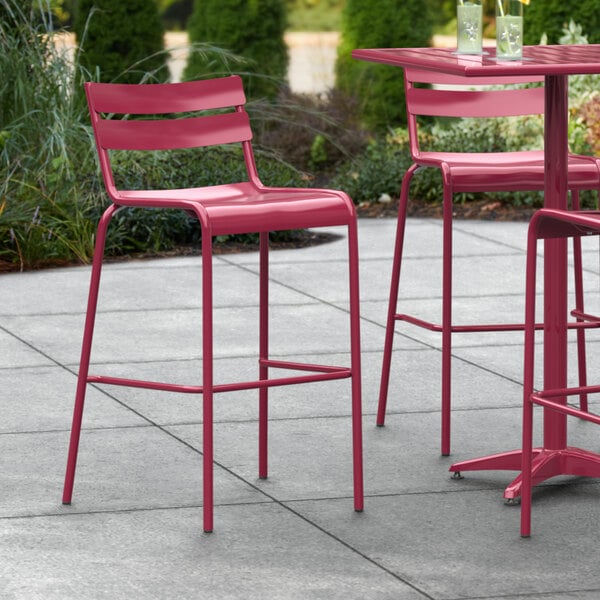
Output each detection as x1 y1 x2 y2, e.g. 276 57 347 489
449 447 600 499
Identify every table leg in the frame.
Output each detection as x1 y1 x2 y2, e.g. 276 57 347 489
449 74 600 497
542 73 569 449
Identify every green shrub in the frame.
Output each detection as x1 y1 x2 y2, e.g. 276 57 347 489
335 0 433 131
333 114 544 207
100 147 307 253
524 1 600 45
184 0 288 100
416 114 548 206
330 137 409 205
74 0 169 83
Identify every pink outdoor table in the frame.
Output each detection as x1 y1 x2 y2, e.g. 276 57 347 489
353 45 600 500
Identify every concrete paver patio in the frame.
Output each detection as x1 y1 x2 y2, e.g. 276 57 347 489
1 217 600 599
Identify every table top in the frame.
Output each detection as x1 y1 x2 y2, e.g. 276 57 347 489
352 45 600 77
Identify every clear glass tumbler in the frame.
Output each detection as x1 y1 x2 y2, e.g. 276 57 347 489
496 0 524 60
456 0 483 54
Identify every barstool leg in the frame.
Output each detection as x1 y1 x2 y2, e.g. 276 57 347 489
377 165 417 425
520 229 538 538
441 181 454 457
63 205 117 505
202 232 214 533
258 232 269 479
571 190 589 412
348 219 364 511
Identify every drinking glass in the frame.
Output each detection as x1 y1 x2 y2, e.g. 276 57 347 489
457 0 483 54
496 0 523 60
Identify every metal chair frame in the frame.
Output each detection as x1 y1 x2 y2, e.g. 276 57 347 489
62 76 364 532
521 208 600 537
377 69 600 455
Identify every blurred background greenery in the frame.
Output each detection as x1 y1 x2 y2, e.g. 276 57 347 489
2 0 600 271
43 0 481 32
43 0 500 33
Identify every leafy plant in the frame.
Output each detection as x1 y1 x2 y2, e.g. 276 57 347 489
0 0 100 270
558 19 588 45
0 0 311 271
98 146 307 254
331 135 410 205
333 111 554 208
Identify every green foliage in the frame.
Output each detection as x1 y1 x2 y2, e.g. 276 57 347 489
333 114 544 207
248 87 368 177
552 22 600 184
335 0 434 130
0 0 308 271
571 73 600 160
427 0 455 30
159 0 193 30
73 0 169 83
524 1 600 45
9 0 600 271
184 0 288 100
49 0 73 26
286 0 344 31
558 19 588 45
0 0 100 270
416 114 546 205
100 147 306 253
330 137 409 205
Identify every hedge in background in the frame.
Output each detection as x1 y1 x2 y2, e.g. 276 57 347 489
74 0 169 83
184 0 288 99
523 1 600 45
335 0 433 131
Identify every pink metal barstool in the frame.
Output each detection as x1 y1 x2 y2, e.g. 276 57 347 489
521 208 600 537
377 69 600 456
62 76 364 533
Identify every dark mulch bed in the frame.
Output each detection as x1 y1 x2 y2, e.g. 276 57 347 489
357 197 538 221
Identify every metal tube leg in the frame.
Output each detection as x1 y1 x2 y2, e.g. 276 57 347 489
202 232 214 533
571 191 588 411
258 232 269 479
63 205 117 505
520 392 534 537
520 230 538 538
441 180 453 456
377 165 417 425
348 219 364 511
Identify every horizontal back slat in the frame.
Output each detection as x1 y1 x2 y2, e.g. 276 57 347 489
405 68 544 87
96 111 252 150
86 76 246 114
407 86 544 118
